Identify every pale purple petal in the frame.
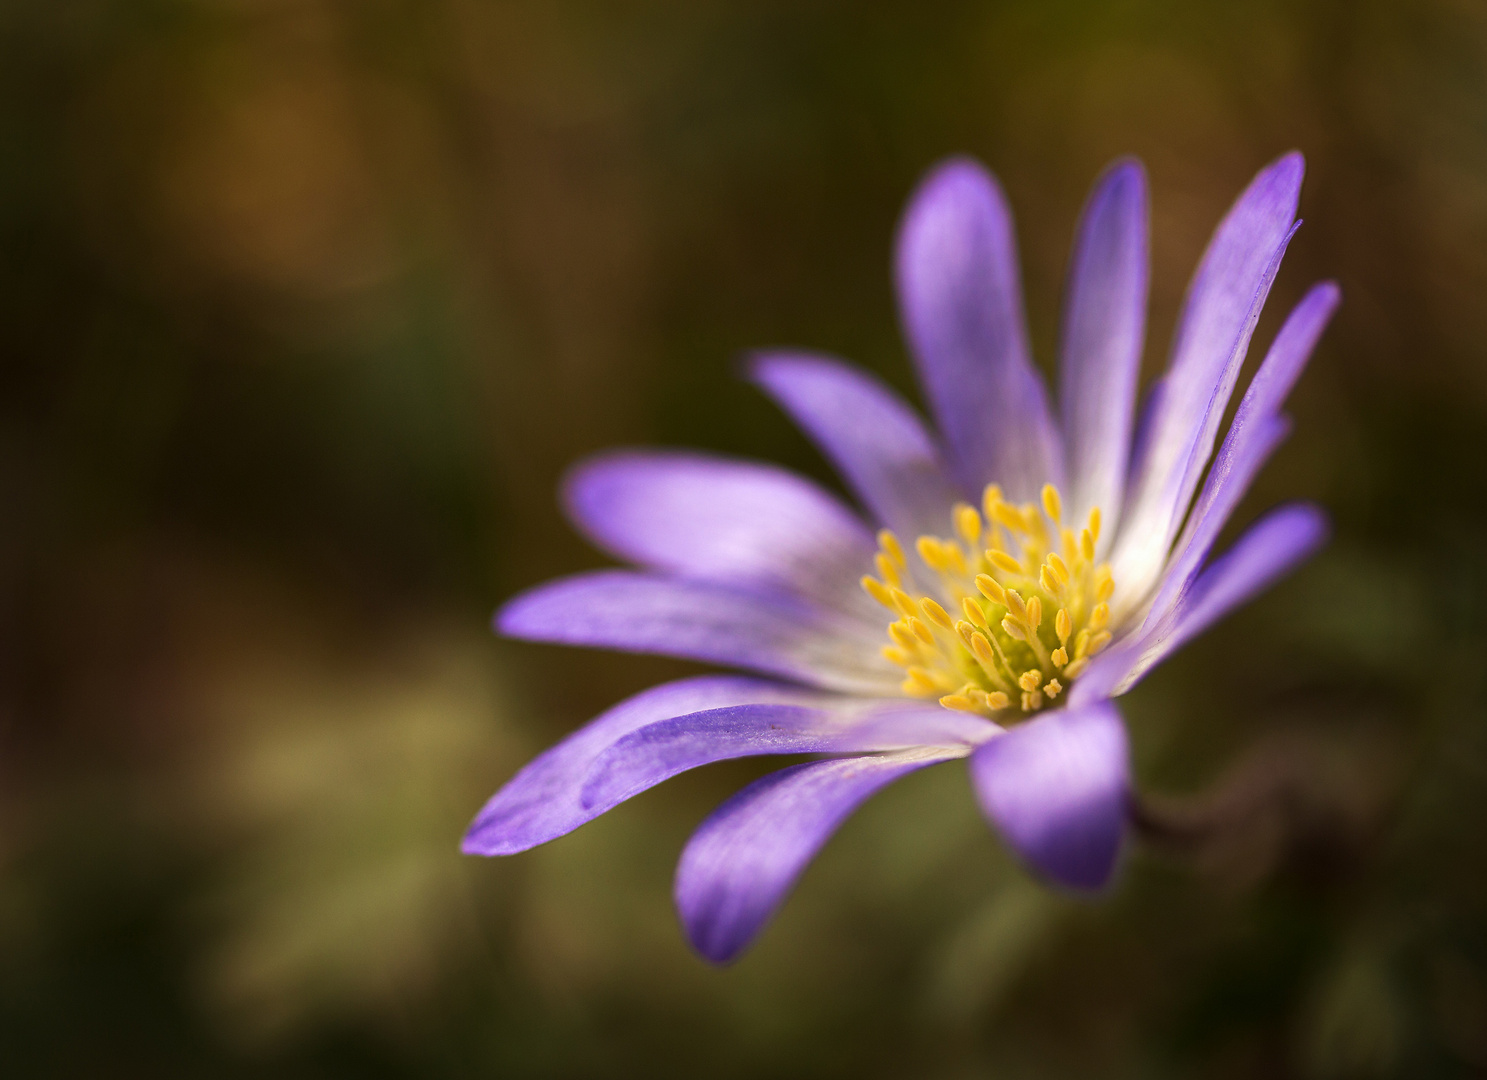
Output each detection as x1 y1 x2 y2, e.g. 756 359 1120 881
583 700 994 812
1081 501 1329 698
968 700 1129 890
1144 282 1339 624
462 676 829 855
748 351 960 541
1111 153 1304 605
895 158 1063 500
564 449 877 617
675 749 959 963
1059 159 1149 531
497 570 898 694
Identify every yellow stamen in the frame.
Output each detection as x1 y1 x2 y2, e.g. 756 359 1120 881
975 573 1006 604
1080 528 1096 562
878 529 906 568
1044 678 1062 699
1001 615 1027 641
1025 595 1042 630
915 536 944 570
1021 689 1043 711
1003 589 1028 622
1087 630 1112 655
1063 657 1090 679
1041 483 1063 524
889 622 918 650
1047 553 1070 584
861 576 895 609
1055 608 1071 644
988 550 1023 576
920 597 955 631
875 552 901 586
960 598 989 631
985 691 1010 711
907 616 935 645
939 693 980 713
955 504 983 545
1089 602 1110 630
1018 669 1042 693
1087 507 1102 545
1051 647 1068 668
881 646 910 666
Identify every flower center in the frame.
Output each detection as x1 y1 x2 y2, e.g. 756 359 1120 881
862 483 1116 718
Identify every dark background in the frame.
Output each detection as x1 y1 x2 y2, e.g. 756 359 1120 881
2 0 1486 1076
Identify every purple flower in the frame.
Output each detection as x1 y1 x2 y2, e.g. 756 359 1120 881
464 153 1338 964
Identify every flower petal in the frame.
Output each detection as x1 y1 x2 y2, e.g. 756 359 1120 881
564 449 877 616
674 749 959 963
1076 501 1330 700
1059 159 1149 531
895 158 1063 500
1146 282 1340 623
582 700 993 812
1111 153 1304 606
496 570 898 694
748 350 960 541
462 675 829 855
968 700 1130 890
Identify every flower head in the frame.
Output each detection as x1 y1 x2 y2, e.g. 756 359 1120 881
465 153 1337 964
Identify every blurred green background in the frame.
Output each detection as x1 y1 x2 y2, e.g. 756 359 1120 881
2 0 1486 1076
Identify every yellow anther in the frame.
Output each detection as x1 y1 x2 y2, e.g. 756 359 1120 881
907 616 935 645
881 645 910 666
1051 647 1068 668
1001 615 1028 641
920 597 954 631
985 691 1010 711
1094 564 1114 602
939 693 980 713
915 535 944 570
1041 483 1063 524
1080 528 1095 562
1063 657 1090 679
878 529 906 568
1047 553 1070 584
1018 669 1042 693
955 504 983 545
991 501 1025 532
1087 630 1112 656
1003 588 1028 622
861 576 896 609
1073 628 1091 659
889 586 917 619
974 573 1007 604
943 544 968 576
988 549 1023 576
1089 602 1110 630
1025 595 1043 630
981 483 1004 522
1044 678 1062 699
969 632 998 668
1055 607 1072 644
889 622 918 650
1021 689 1043 712
960 597 989 631
1061 528 1079 565
875 552 901 586
906 666 942 691
1087 507 1102 544
1039 564 1064 598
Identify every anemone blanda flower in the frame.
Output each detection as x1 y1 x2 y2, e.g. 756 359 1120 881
464 152 1338 964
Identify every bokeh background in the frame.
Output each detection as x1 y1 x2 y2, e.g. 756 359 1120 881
3 0 1487 1075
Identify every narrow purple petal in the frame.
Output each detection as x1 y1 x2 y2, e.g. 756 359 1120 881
895 158 1063 500
496 570 898 694
582 700 994 812
462 676 829 855
748 351 960 541
1145 281 1339 624
1112 153 1304 605
1078 501 1329 699
968 701 1130 890
564 449 877 616
1059 159 1149 530
675 749 959 963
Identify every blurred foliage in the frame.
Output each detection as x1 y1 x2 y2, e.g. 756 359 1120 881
2 0 1487 1076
